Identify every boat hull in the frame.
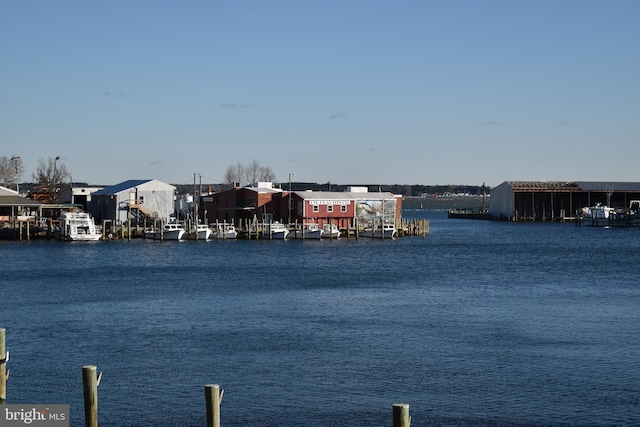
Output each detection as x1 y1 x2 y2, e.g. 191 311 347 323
214 225 238 239
321 225 341 238
145 224 186 240
292 225 323 239
359 226 396 238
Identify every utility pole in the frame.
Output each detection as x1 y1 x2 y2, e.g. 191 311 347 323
10 156 20 193
288 172 294 224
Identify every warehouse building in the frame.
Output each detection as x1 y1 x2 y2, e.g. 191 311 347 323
489 181 640 221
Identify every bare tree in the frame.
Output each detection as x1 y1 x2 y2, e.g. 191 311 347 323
0 155 25 191
224 162 246 187
224 160 275 187
32 156 71 203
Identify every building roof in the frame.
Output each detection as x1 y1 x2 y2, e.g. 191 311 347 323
293 190 397 201
92 179 170 195
505 181 580 191
575 181 640 192
0 185 43 207
504 181 640 192
293 191 353 200
0 195 42 207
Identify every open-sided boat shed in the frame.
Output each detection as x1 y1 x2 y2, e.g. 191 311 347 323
489 181 640 221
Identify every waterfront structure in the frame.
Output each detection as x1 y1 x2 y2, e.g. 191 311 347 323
200 183 403 232
0 186 42 222
89 179 177 226
285 190 355 231
489 181 640 221
69 185 104 211
200 182 284 225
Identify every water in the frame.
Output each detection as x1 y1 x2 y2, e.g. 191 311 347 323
1 210 639 426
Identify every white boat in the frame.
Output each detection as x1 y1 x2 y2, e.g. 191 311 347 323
188 223 212 240
360 223 396 238
145 223 186 240
292 224 323 239
581 203 615 226
321 223 341 239
260 221 289 239
59 211 102 241
215 224 238 239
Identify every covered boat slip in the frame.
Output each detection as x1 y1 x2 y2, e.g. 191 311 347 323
489 181 640 222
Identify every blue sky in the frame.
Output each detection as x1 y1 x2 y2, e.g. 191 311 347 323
2 1 639 188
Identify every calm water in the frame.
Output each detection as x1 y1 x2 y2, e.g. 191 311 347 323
1 210 639 426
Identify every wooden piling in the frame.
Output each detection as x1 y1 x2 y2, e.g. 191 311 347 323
392 403 410 427
0 328 7 404
82 365 99 427
204 384 222 427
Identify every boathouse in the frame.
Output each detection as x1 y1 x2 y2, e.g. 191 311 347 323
89 179 177 225
349 188 402 228
489 181 640 221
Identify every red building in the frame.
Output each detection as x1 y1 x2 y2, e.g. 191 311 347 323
285 191 356 230
202 183 403 231
200 182 284 225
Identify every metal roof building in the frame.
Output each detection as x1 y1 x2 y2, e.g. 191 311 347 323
489 181 640 221
89 179 177 225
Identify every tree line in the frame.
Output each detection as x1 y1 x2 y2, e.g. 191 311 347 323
2 154 487 200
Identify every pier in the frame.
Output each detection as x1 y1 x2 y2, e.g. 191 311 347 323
0 217 429 241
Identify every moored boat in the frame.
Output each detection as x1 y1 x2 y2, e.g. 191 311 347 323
145 223 186 240
215 224 238 239
260 221 289 239
292 224 323 239
321 223 341 238
581 203 615 226
59 211 102 241
360 223 396 238
188 223 212 240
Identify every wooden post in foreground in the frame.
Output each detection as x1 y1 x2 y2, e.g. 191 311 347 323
392 403 410 427
205 384 223 427
82 365 99 427
0 328 7 404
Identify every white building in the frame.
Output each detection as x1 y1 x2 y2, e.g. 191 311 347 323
89 179 176 225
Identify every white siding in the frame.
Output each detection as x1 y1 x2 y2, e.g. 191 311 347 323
489 182 515 218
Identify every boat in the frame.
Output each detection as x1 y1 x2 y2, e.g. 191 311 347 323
214 223 238 239
260 221 289 239
292 224 323 239
581 203 615 226
321 223 341 239
145 223 186 240
582 201 640 227
188 223 212 240
58 211 102 241
360 222 397 238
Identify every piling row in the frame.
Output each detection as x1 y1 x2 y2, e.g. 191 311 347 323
1 328 412 426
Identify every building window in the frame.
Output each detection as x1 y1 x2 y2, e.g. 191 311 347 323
313 205 319 213
341 205 347 212
327 205 333 213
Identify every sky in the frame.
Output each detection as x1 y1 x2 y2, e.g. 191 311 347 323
2 1 639 188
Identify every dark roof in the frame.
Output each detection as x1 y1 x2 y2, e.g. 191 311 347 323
575 182 640 192
505 181 579 191
0 195 42 207
505 181 640 192
92 179 154 195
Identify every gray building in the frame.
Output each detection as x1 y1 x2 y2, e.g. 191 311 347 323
489 181 640 220
89 179 177 225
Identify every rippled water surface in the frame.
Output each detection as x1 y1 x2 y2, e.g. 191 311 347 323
1 210 639 426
